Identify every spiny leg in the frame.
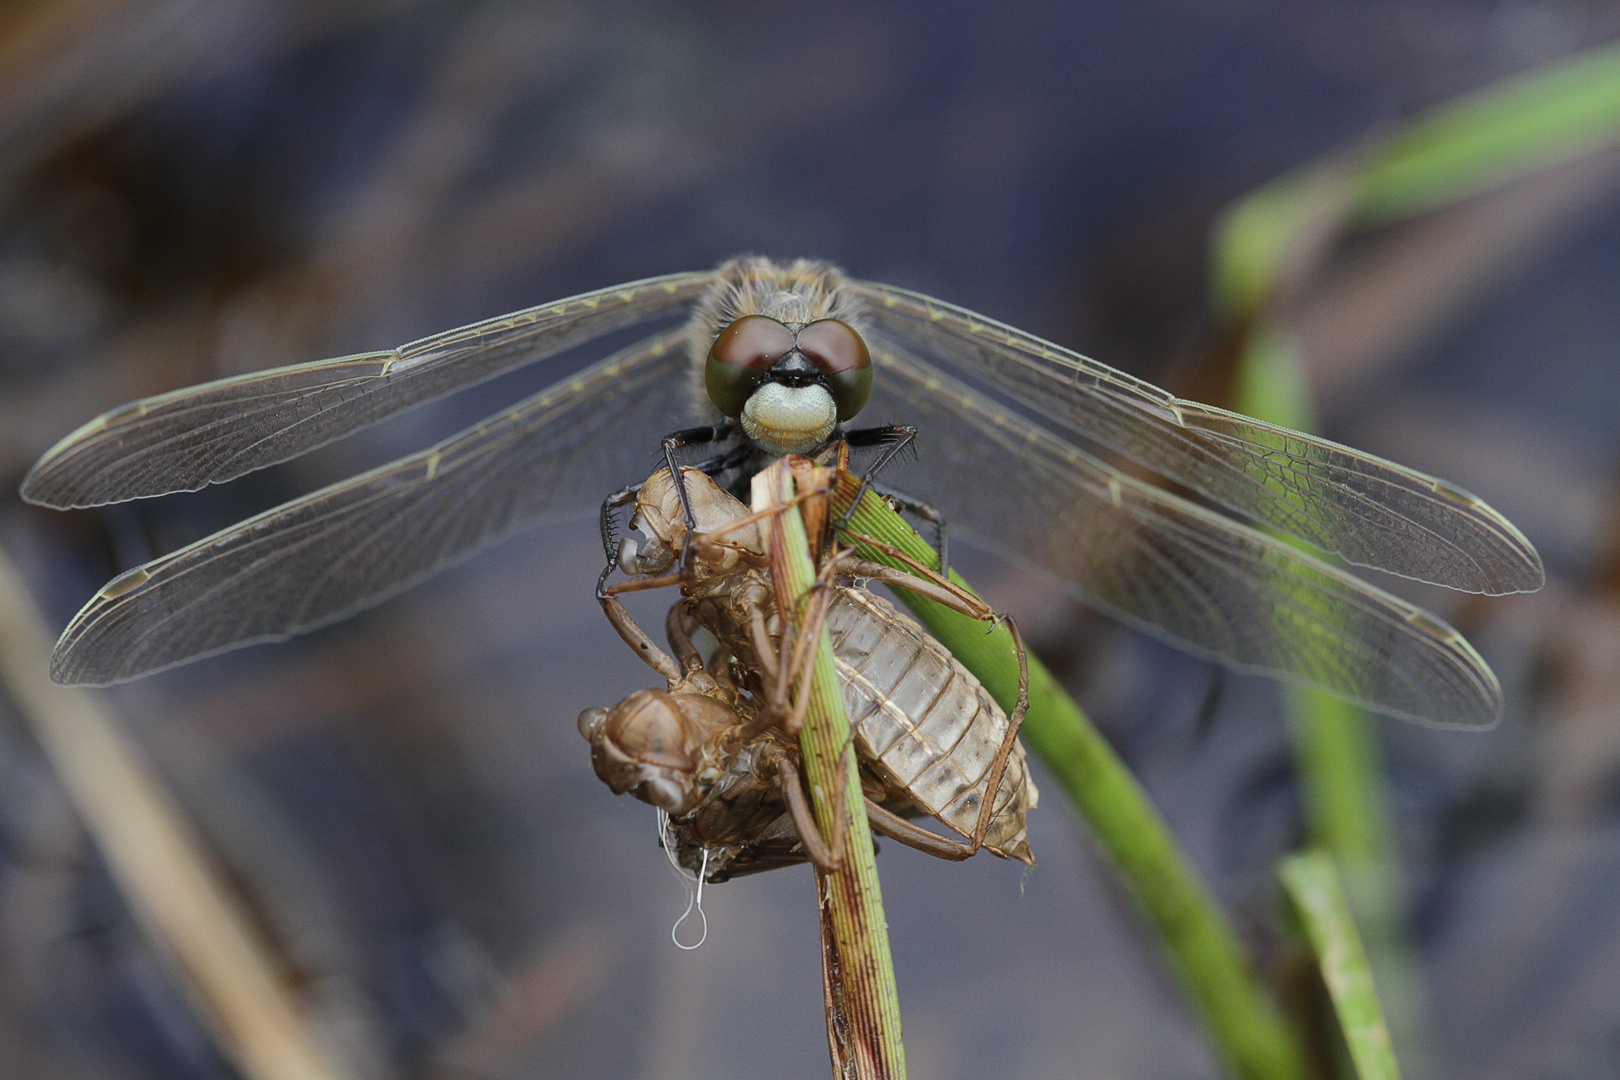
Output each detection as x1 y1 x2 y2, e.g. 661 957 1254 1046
601 433 749 576
599 483 641 567
660 422 739 552
869 485 949 575
837 424 917 534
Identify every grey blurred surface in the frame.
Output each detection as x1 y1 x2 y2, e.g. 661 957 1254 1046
0 2 1618 1078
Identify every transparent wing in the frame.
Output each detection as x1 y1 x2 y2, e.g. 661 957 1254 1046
865 338 1502 728
848 279 1543 596
22 270 715 509
50 330 696 686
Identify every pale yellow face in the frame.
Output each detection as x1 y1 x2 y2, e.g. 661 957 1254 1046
738 381 838 454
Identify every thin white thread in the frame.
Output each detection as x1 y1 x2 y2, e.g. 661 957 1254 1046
657 809 685 877
672 849 710 950
657 809 710 950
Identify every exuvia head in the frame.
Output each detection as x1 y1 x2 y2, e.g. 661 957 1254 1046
614 467 761 579
704 314 872 454
578 688 739 817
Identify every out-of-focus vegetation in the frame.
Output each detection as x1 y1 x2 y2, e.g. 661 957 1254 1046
1217 37 1620 1080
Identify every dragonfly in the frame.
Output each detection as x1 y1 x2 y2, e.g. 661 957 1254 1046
21 256 1543 726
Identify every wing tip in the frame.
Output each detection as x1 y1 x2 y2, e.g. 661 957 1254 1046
1444 549 1546 596
19 445 91 508
20 458 220 508
17 470 63 509
48 649 119 688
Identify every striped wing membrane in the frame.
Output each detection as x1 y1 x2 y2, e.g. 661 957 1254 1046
864 339 1502 728
848 279 1542 597
50 331 695 685
23 271 714 508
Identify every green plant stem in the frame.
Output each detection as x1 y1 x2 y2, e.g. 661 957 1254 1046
755 462 906 1079
1280 852 1403 1080
1287 688 1393 868
833 475 1308 1080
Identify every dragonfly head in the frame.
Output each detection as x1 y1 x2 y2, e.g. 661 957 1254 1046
704 313 872 454
579 688 739 817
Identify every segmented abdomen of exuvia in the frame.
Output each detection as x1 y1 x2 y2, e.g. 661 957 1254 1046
826 587 1037 864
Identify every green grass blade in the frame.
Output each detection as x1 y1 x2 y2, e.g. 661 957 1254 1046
1232 316 1431 1080
1199 35 1609 1080
1280 852 1403 1080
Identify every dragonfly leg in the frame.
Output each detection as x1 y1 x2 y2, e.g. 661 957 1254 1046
661 422 737 541
867 484 949 574
837 424 917 533
863 800 977 861
600 434 748 573
598 483 641 565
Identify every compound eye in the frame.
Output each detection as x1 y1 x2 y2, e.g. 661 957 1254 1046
705 315 795 417
711 315 795 369
796 319 869 374
797 319 872 421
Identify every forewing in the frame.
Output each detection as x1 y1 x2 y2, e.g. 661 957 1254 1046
23 271 714 508
848 279 1542 596
50 330 696 686
864 339 1502 728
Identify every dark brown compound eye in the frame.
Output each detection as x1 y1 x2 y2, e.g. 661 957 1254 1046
705 315 796 417
796 319 872 421
795 319 869 374
710 315 796 369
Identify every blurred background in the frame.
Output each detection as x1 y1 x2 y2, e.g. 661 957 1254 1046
0 2 1617 1078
